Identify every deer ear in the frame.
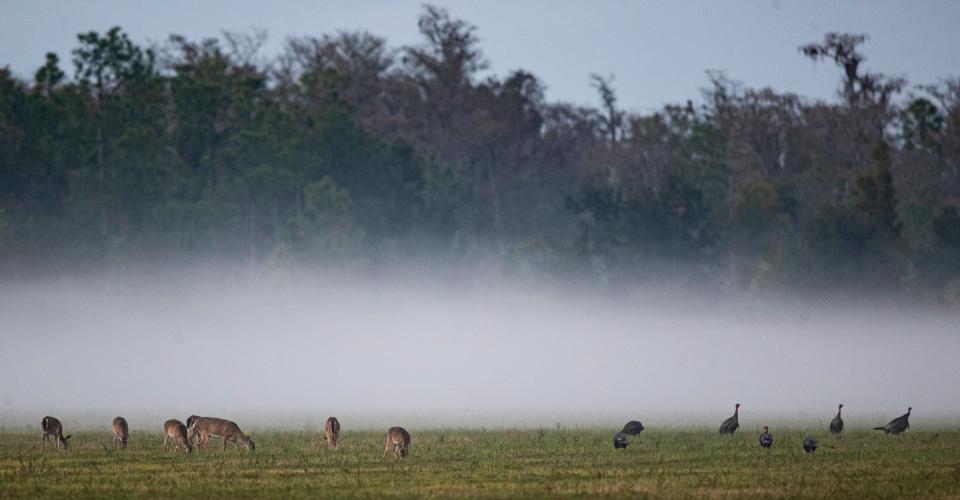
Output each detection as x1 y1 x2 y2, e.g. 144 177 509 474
65 435 72 439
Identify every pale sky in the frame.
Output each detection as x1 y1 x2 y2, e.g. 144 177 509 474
1 0 958 112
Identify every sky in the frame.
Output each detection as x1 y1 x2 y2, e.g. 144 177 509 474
1 0 958 112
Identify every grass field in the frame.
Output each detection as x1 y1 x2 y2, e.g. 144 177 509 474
1 427 958 498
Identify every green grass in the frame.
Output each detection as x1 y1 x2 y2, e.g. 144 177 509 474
1 428 958 498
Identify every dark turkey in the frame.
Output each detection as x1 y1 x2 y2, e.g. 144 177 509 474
620 420 645 436
613 432 629 449
803 435 818 453
719 403 740 435
758 426 773 448
874 407 911 435
829 404 844 435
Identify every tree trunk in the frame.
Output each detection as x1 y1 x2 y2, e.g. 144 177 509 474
486 155 504 255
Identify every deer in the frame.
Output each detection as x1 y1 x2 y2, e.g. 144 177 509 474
324 417 341 449
112 416 129 449
41 416 71 450
186 415 202 445
163 419 193 453
189 416 255 452
186 415 201 429
383 426 410 458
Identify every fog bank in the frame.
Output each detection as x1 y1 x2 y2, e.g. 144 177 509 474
1 266 957 429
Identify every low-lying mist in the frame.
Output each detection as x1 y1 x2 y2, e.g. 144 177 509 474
1 264 957 430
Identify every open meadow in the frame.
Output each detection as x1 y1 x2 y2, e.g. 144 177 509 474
1 427 958 498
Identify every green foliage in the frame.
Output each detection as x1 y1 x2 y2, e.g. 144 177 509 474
1 18 959 296
731 179 780 238
853 143 901 240
0 207 9 251
901 97 943 152
280 176 363 260
73 26 155 91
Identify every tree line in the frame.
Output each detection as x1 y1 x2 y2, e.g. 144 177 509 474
1 7 959 300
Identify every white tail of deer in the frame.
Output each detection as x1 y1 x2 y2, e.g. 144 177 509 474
112 416 129 449
190 416 255 452
384 426 410 458
163 419 193 453
41 416 71 450
324 417 341 449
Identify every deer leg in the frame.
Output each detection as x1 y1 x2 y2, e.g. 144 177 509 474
162 435 168 451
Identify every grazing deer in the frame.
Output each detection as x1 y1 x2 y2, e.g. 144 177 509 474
112 416 129 449
324 417 341 449
163 419 193 453
383 426 410 458
190 416 255 452
41 416 71 450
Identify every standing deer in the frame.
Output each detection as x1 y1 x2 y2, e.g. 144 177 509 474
190 416 255 452
41 416 71 450
112 416 129 449
324 417 341 449
384 426 410 458
163 419 193 453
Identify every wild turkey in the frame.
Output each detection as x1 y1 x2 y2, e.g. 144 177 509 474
829 404 844 435
719 403 740 435
874 407 911 435
758 426 773 448
620 420 645 436
613 432 629 449
803 435 818 453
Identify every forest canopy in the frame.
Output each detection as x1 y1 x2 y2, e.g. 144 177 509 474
1 6 959 300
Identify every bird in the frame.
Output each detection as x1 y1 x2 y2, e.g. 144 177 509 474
620 420 645 436
613 432 629 449
719 403 740 435
874 407 911 435
759 426 773 448
803 435 818 453
830 404 844 435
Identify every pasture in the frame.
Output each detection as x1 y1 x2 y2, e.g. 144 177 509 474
0 427 958 498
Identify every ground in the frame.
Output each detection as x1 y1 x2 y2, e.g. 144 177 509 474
0 428 958 498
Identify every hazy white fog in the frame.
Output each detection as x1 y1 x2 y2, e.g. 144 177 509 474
1 265 957 430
